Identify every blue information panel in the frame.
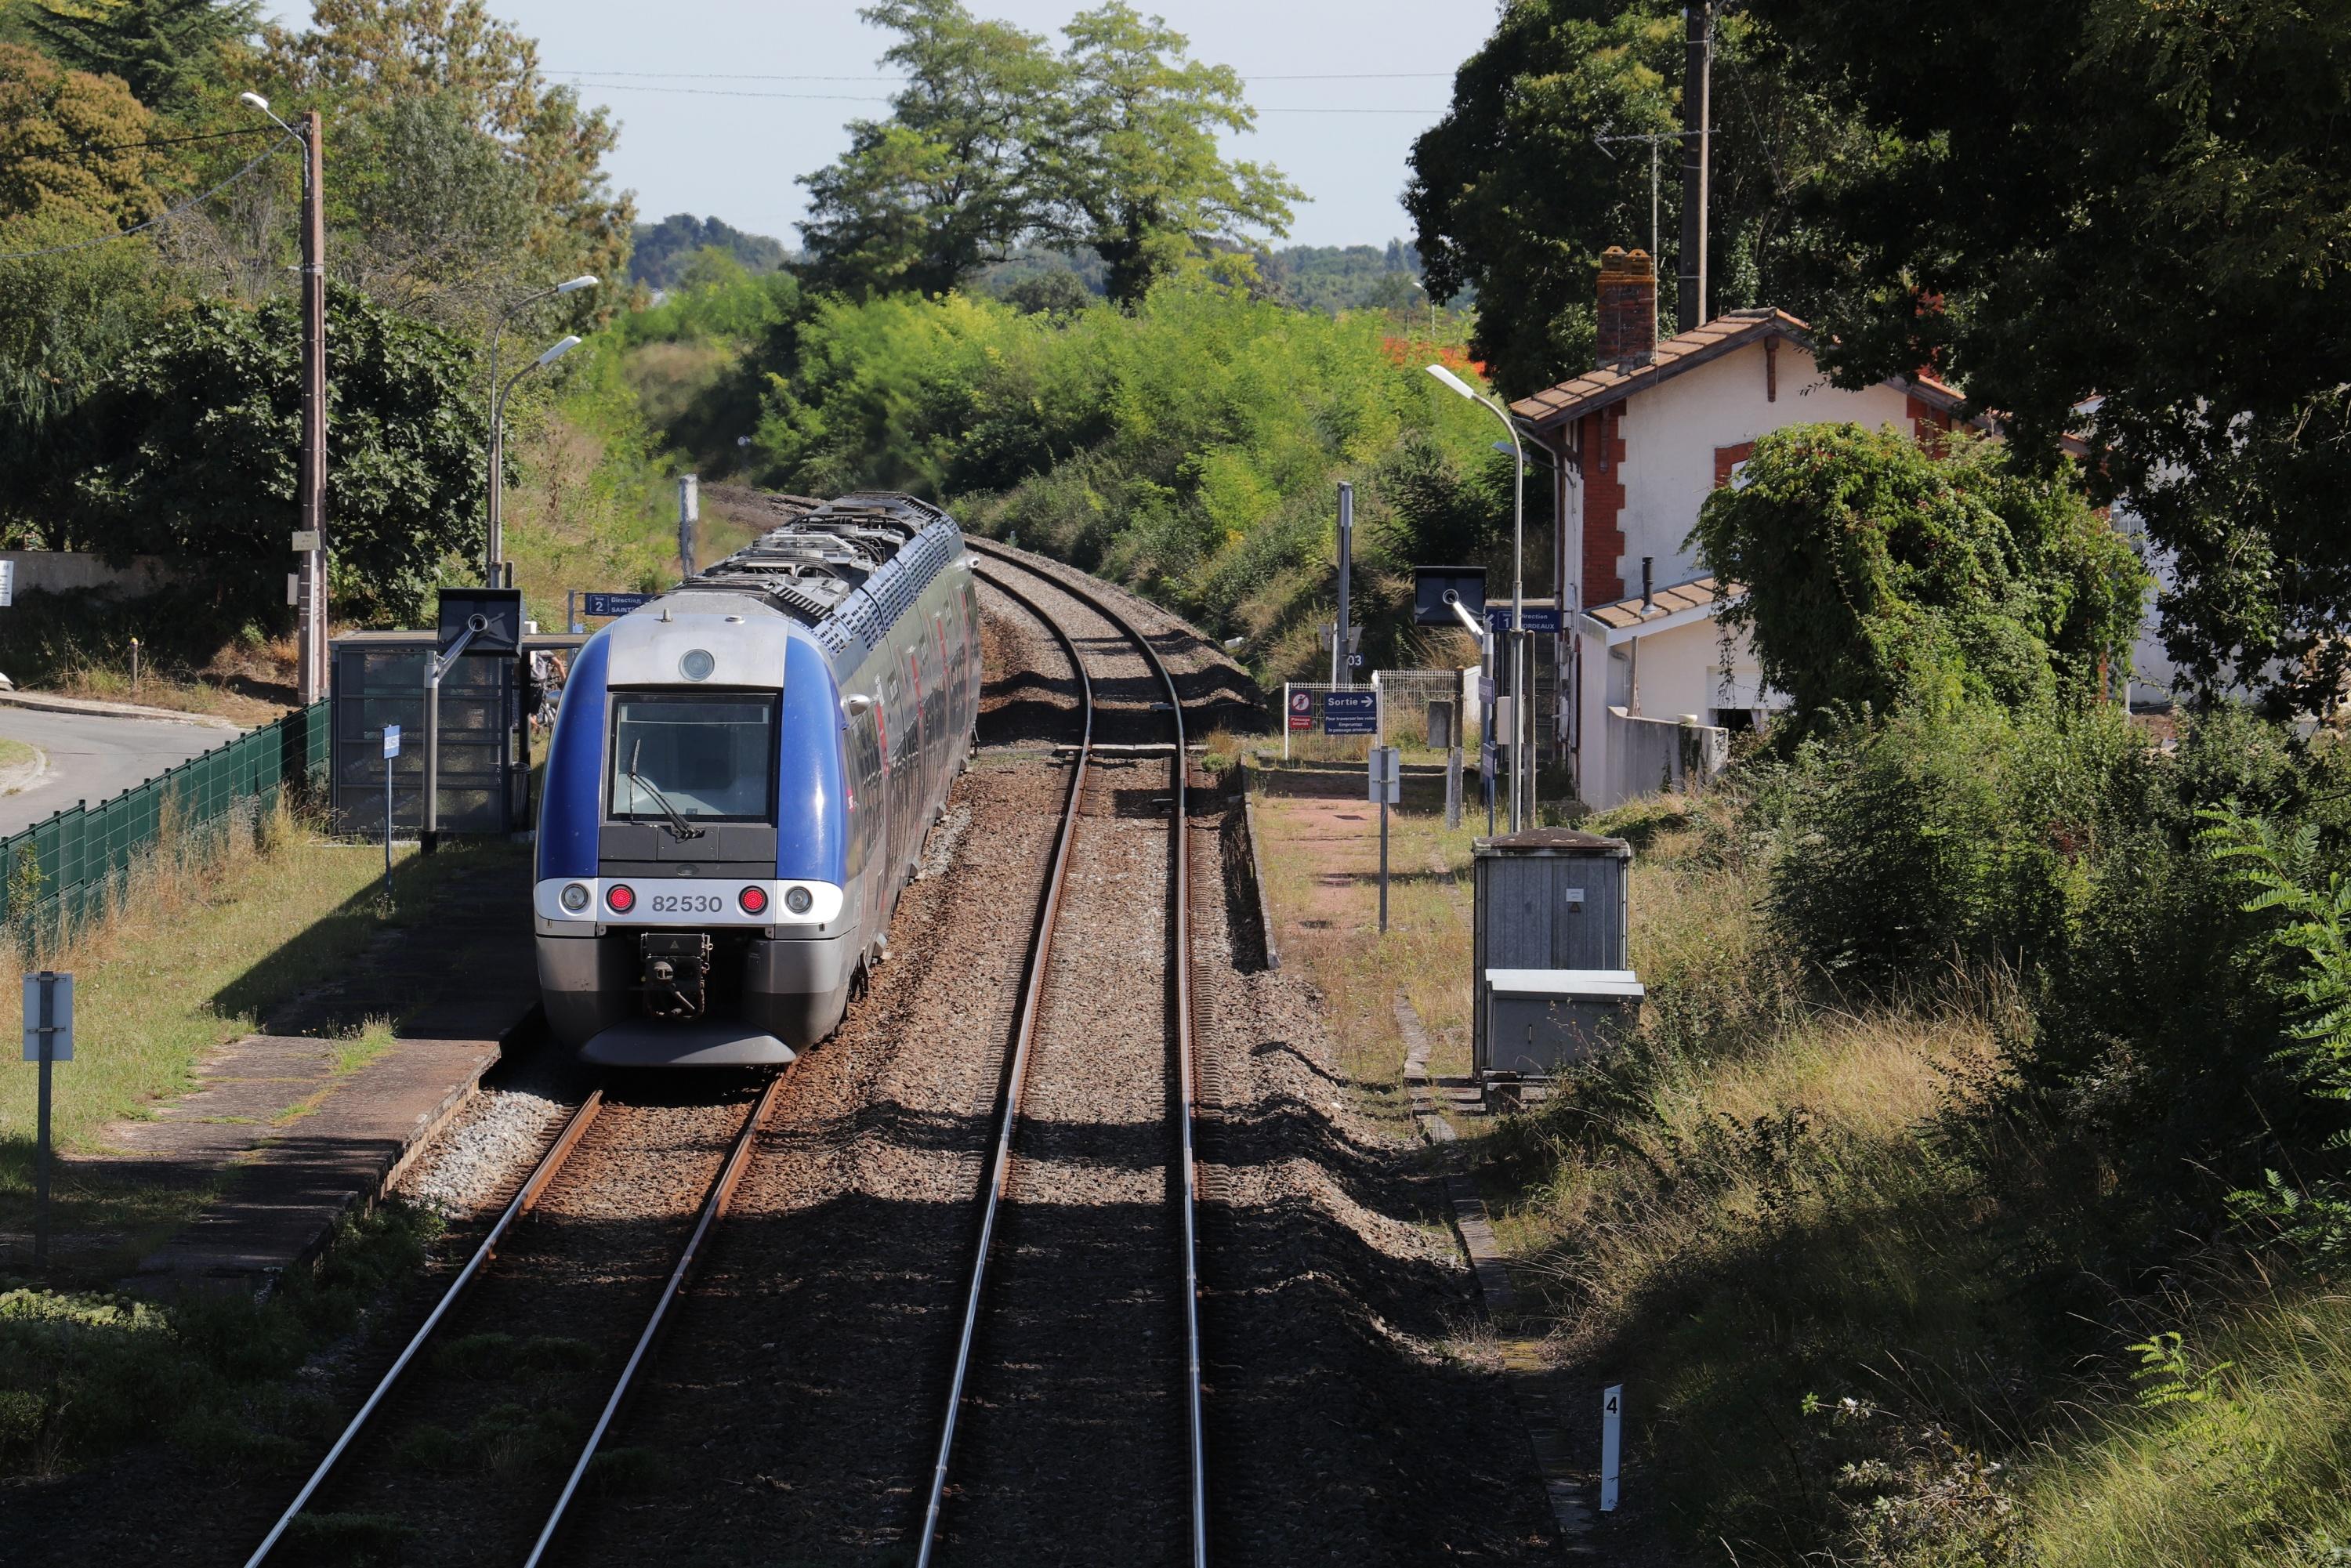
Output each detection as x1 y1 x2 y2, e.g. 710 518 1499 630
1323 689 1378 736
1486 605 1563 633
582 591 654 617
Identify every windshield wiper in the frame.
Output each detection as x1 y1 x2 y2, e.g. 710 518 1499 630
628 739 705 840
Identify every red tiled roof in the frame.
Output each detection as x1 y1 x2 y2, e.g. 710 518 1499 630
1508 307 1973 429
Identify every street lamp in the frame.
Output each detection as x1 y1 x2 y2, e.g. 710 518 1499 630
484 276 596 583
1429 362 1531 831
487 334 581 581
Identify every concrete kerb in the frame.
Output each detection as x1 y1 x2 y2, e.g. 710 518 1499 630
0 741 50 797
1241 779 1281 972
0 689 247 730
1396 991 1598 1552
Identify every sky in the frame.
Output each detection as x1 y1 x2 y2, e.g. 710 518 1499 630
262 1 1500 252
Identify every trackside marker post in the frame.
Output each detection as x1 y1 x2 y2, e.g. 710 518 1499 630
24 971 72 1272
1601 1383 1623 1510
1370 746 1400 933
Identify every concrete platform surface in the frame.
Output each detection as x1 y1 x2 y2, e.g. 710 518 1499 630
131 1035 502 1284
93 856 542 1293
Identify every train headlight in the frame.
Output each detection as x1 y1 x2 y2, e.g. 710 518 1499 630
679 648 715 681
738 885 769 915
784 885 813 915
606 882 636 914
560 882 591 913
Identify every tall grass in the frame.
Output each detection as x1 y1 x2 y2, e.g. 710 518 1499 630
0 800 489 1211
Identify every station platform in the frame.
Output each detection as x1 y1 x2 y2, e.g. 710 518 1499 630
93 853 542 1295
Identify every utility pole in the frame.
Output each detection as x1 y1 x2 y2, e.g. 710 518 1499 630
1677 2 1712 334
297 108 328 705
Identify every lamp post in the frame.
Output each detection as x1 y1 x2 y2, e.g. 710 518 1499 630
485 277 596 583
1429 363 1529 831
491 340 582 570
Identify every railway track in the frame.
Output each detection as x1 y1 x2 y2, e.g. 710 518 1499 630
243 1069 788 1566
919 541 1208 1566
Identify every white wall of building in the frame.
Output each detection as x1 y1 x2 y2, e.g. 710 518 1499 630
1604 343 1914 591
1576 612 1777 807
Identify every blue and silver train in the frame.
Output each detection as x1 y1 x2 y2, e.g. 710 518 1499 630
534 493 980 1066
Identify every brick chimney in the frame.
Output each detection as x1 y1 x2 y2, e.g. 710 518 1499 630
1596 247 1657 368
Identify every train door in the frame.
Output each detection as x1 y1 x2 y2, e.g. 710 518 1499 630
846 699 882 948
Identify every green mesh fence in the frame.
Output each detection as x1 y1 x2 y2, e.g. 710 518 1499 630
0 701 329 943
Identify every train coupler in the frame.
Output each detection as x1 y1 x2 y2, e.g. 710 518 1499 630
640 931 712 1018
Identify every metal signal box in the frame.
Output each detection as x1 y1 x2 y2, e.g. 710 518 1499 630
1471 827 1642 1093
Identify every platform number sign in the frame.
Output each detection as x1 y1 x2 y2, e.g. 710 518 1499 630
1288 688 1311 732
1600 1384 1623 1512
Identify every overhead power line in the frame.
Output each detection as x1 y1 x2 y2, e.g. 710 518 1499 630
557 79 1444 112
70 125 280 155
0 139 290 262
550 67 1453 81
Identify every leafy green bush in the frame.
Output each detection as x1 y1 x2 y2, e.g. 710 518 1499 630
731 277 1530 675
31 285 488 628
1695 424 2147 725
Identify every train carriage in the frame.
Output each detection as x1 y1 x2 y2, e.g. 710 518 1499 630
534 493 980 1066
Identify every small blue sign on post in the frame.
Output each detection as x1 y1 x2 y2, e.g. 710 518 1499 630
380 726 400 904
1323 689 1378 736
582 592 655 618
24 969 71 1272
1486 605 1563 633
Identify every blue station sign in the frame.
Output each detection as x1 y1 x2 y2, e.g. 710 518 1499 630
1323 689 1378 736
1486 604 1563 633
581 592 655 618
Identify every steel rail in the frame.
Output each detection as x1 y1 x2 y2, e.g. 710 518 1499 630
915 563 1095 1566
960 541 1209 1568
245 1088 608 1567
525 1066 791 1565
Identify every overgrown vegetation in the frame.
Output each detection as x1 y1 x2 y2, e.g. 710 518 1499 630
1380 394 2351 1559
601 259 1514 679
0 1197 437 1479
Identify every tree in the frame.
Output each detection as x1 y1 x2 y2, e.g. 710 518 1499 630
332 91 533 320
45 284 488 625
261 0 632 302
798 0 1064 297
0 40 153 226
0 42 173 482
1404 0 1858 394
1742 0 2351 705
798 0 1295 304
1049 2 1299 304
629 213 786 291
22 0 256 114
1692 424 2147 722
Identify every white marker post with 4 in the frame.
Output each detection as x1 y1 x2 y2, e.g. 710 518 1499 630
1600 1383 1624 1511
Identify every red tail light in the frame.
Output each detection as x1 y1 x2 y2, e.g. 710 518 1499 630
738 885 769 915
606 883 636 914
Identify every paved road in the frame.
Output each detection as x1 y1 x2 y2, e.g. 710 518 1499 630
0 707 232 837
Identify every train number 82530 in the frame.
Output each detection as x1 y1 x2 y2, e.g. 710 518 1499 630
648 893 725 914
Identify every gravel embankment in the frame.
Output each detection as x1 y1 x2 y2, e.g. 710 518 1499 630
936 570 1191 1565
558 583 1084 1564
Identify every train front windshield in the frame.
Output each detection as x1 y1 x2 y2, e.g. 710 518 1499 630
609 693 776 820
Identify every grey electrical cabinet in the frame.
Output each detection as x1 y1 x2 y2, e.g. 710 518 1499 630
1472 827 1642 1091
